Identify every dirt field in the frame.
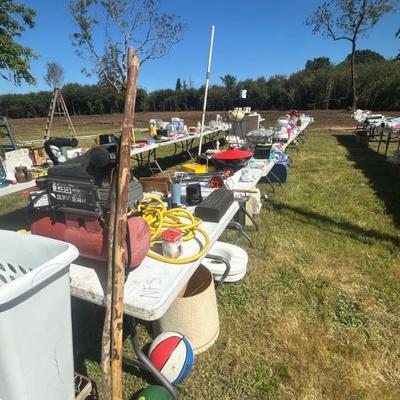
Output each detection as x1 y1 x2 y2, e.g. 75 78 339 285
8 109 400 142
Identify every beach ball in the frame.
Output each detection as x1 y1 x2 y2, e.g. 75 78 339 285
148 331 194 384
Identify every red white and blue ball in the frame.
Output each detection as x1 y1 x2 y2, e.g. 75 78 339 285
148 332 194 384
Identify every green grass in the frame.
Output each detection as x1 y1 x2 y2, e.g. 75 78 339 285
1 130 400 399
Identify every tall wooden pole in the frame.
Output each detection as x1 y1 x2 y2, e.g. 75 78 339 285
111 47 139 400
101 47 139 400
101 173 116 398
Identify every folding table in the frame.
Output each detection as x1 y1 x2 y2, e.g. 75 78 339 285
0 179 36 198
69 201 240 399
130 127 226 174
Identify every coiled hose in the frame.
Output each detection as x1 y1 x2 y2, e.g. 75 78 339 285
132 195 210 264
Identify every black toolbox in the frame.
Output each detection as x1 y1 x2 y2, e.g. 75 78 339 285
194 188 234 222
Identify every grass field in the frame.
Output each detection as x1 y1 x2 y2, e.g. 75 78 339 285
1 119 400 399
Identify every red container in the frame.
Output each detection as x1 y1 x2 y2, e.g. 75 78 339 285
211 149 254 171
161 228 183 258
31 214 151 269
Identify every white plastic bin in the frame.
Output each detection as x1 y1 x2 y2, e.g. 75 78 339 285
0 230 79 400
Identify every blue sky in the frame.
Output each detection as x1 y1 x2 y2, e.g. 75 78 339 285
1 0 399 95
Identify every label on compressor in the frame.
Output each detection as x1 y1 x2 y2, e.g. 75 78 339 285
47 180 97 210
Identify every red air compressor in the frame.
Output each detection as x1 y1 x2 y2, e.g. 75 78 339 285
30 137 150 269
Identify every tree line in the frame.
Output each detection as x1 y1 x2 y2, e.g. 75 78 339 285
0 50 399 118
2 0 399 112
0 84 146 119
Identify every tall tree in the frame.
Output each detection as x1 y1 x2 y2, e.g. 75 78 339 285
220 74 237 91
0 0 37 85
396 28 400 60
70 0 186 94
44 62 64 89
175 77 182 91
306 0 398 109
305 57 332 71
344 49 385 63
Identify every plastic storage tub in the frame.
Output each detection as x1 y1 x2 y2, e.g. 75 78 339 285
0 230 79 400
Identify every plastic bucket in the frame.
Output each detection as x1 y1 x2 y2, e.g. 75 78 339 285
154 265 219 354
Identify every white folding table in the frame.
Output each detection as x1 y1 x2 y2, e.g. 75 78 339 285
69 201 239 399
70 201 239 321
130 127 226 174
0 180 36 198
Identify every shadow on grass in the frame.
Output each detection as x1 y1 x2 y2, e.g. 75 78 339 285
269 199 400 246
335 134 400 228
72 298 156 391
0 207 29 230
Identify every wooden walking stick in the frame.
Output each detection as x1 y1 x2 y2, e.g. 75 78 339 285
101 172 116 398
111 46 139 399
101 47 140 400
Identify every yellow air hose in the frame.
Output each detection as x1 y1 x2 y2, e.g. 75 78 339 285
132 195 210 264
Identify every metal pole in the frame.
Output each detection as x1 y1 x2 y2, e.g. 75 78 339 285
198 25 215 156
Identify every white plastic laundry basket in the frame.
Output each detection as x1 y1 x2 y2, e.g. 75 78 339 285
0 230 79 400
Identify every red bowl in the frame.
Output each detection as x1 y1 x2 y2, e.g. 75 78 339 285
211 149 254 160
211 149 254 171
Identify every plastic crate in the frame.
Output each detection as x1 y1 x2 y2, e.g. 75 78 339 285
0 230 79 400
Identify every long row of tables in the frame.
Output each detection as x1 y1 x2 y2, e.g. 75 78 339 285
67 119 311 399
130 125 226 156
87 119 312 322
130 126 227 173
69 123 310 321
1 116 311 399
2 121 311 319
0 126 227 199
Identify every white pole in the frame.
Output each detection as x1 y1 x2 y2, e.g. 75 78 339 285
198 25 215 156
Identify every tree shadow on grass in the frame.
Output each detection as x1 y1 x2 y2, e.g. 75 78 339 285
72 297 156 390
269 199 400 247
335 134 400 228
